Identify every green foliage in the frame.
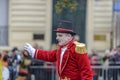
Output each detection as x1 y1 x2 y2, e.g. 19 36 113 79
55 0 78 14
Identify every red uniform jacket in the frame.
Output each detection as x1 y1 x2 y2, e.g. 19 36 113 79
34 39 92 80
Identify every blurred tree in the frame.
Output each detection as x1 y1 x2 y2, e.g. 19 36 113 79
55 0 78 13
52 0 87 43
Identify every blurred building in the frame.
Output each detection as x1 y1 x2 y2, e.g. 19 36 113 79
86 0 113 54
113 0 120 47
0 0 52 50
86 0 120 54
0 0 119 54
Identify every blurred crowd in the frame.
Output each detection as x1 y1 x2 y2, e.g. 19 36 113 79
89 45 120 80
0 39 120 80
0 43 56 80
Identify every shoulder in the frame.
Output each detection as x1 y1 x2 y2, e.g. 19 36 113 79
73 41 87 54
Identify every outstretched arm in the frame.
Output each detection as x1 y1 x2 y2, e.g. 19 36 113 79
24 43 57 62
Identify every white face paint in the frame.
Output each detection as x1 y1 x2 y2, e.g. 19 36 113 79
56 33 72 46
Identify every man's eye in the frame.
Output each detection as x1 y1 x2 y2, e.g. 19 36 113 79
58 35 62 37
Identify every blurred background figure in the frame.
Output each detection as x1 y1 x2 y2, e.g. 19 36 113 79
33 43 44 49
74 34 80 42
33 43 40 49
89 49 101 80
0 52 2 80
102 49 111 80
16 50 31 80
8 47 22 80
102 49 111 66
109 45 120 80
0 52 2 60
2 54 10 80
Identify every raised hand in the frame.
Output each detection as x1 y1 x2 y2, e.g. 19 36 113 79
24 43 35 58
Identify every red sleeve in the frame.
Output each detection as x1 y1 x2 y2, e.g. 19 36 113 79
34 49 57 62
75 53 93 80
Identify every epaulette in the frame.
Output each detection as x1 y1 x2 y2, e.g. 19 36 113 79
74 41 87 54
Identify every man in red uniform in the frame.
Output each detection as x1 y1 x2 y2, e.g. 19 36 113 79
24 21 93 80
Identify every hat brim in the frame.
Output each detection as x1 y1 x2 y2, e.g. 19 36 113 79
54 29 76 35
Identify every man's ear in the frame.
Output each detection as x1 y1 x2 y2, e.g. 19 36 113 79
66 34 72 40
68 33 72 37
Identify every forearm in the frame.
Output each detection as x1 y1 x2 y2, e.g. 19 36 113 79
34 49 57 62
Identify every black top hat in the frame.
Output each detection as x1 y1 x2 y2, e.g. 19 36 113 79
54 20 76 35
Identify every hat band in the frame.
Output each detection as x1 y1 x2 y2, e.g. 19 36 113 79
57 28 73 32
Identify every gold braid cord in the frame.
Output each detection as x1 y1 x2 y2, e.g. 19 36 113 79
59 77 70 80
74 41 87 54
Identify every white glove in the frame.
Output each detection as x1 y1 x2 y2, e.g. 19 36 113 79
24 43 35 58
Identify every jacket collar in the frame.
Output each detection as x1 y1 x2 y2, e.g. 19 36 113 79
57 39 75 75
